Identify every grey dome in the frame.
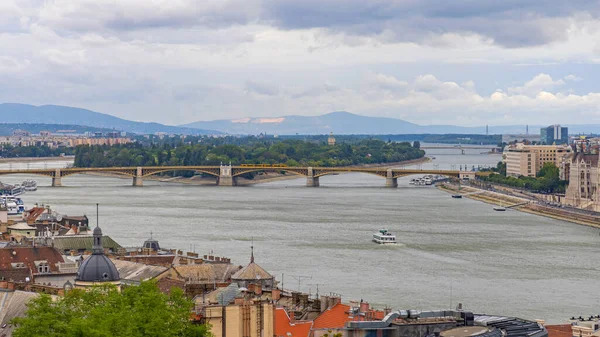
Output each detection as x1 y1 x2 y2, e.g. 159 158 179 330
93 226 102 235
76 254 120 282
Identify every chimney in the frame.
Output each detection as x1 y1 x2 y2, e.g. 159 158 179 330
272 289 281 301
255 285 262 296
360 302 369 313
290 311 295 324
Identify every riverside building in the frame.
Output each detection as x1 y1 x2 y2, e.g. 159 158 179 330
564 138 600 211
540 125 569 145
503 143 572 177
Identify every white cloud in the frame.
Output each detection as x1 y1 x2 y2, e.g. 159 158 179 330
507 74 566 96
564 74 583 81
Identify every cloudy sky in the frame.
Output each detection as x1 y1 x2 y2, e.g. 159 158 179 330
1 0 600 126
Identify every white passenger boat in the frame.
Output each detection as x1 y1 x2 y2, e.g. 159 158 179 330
372 229 397 244
22 180 37 191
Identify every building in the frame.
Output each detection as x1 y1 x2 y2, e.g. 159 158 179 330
231 247 274 290
328 132 336 146
503 143 572 177
0 245 72 284
540 125 569 145
202 301 274 337
6 223 36 241
346 311 547 337
74 225 121 289
0 288 40 336
564 153 600 211
41 234 122 255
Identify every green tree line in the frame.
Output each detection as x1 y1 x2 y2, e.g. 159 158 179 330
480 161 567 193
12 281 209 337
74 139 425 169
0 144 74 158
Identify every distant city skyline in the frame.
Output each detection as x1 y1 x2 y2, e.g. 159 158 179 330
1 1 599 126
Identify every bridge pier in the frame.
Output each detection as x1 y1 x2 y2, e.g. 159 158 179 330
386 177 398 188
133 167 143 187
306 177 320 187
385 169 397 188
52 169 62 187
217 176 237 186
306 167 319 187
218 164 237 186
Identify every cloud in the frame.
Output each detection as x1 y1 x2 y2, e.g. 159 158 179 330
261 0 599 48
244 80 279 97
564 74 583 81
507 73 565 96
1 1 600 127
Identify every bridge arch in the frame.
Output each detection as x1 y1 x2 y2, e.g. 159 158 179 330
231 168 308 177
141 168 220 178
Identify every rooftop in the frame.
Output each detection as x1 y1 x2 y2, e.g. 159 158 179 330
0 291 40 336
111 259 168 284
275 307 313 337
231 261 273 281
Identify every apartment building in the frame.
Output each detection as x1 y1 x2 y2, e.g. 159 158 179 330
504 143 572 177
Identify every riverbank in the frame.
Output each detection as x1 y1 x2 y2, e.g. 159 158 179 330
438 183 600 228
0 156 74 163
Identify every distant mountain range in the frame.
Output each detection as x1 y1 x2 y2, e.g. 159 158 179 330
3 103 600 136
181 111 600 135
0 103 218 135
0 123 113 136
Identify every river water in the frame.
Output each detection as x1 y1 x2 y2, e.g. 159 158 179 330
1 146 598 323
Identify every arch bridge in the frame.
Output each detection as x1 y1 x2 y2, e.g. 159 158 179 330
0 165 488 187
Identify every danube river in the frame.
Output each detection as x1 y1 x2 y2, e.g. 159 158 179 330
1 147 599 323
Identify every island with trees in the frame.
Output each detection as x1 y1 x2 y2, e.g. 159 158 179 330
74 137 425 169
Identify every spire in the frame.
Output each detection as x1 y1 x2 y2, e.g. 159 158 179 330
250 238 254 263
92 203 103 255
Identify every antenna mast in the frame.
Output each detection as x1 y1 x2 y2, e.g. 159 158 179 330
291 275 312 292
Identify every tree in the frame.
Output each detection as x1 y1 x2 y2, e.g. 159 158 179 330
412 141 421 149
12 281 210 337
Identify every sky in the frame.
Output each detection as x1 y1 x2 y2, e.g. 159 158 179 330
1 1 600 127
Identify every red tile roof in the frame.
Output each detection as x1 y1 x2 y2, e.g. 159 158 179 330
312 303 387 330
313 303 352 329
275 308 313 337
0 246 65 282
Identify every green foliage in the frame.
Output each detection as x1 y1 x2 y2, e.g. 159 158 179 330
412 141 421 149
11 281 210 337
0 144 73 158
74 138 425 174
480 161 566 193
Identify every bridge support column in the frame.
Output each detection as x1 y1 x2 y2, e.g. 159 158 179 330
386 177 398 188
52 169 62 187
133 167 143 187
386 169 397 188
218 164 237 186
306 167 320 187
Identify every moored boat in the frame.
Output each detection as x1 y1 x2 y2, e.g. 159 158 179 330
451 194 462 199
373 229 397 244
493 206 506 211
22 180 37 191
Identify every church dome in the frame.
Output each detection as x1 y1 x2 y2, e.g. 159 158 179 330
75 224 120 283
76 254 120 282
